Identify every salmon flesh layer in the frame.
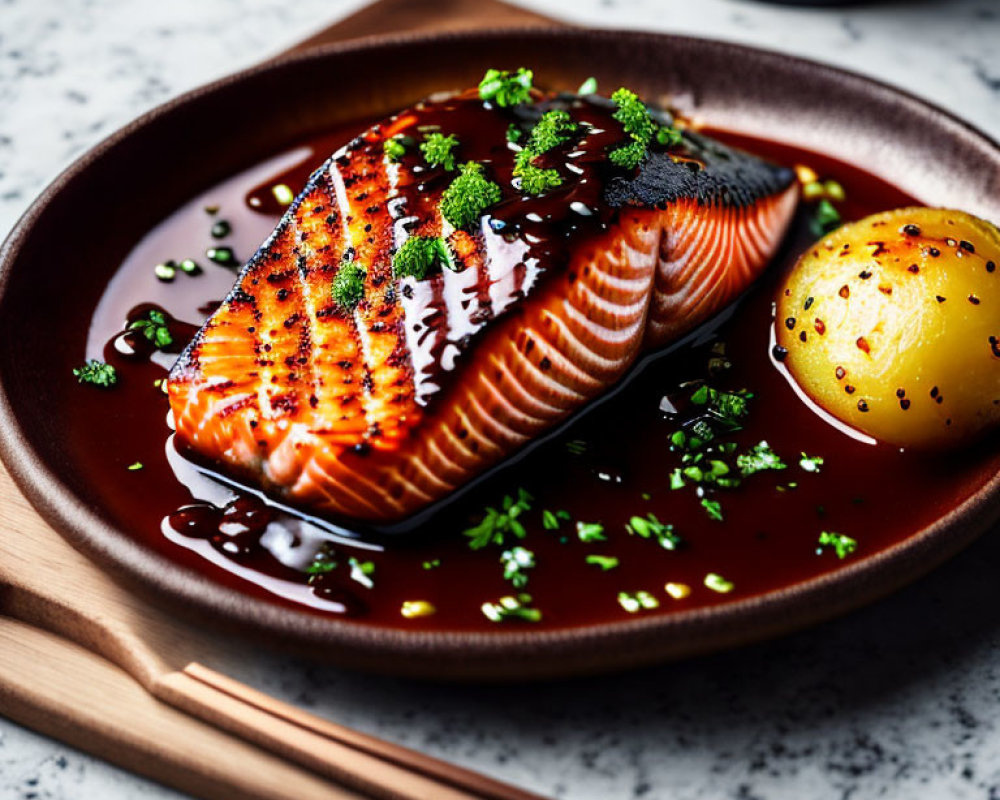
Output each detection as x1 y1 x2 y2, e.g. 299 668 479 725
167 88 798 524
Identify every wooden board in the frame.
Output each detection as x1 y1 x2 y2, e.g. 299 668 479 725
0 1 559 798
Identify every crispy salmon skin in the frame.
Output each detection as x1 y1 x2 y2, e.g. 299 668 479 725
168 81 798 523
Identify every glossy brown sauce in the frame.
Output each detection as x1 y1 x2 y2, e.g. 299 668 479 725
69 116 1000 632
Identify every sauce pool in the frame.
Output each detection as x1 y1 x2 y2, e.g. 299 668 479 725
69 117 1000 632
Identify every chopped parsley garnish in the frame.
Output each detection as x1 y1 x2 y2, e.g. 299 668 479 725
608 140 647 169
799 453 825 473
565 439 587 456
608 86 682 169
127 462 143 471
463 488 533 549
129 309 173 349
577 76 598 95
305 547 338 575
331 258 366 310
73 359 118 388
506 124 523 144
526 110 577 155
576 521 606 543
481 593 541 623
420 132 459 171
585 554 619 571
500 546 535 588
392 235 453 280
704 573 734 593
348 557 375 589
440 161 502 229
626 513 682 550
736 441 786 476
478 67 534 107
817 531 857 559
542 509 571 530
701 498 724 521
617 590 659 613
422 559 441 570
511 110 580 196
513 149 563 195
811 199 842 236
383 136 407 162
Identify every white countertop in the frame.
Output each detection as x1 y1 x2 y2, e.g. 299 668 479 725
2 1 999 798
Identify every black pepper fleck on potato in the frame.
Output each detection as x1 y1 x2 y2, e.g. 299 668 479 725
775 207 1000 448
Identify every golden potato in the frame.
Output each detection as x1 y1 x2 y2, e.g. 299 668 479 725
774 207 1000 449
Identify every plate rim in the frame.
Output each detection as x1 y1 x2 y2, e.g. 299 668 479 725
2 27 999 679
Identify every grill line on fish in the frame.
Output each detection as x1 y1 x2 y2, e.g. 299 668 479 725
168 88 798 524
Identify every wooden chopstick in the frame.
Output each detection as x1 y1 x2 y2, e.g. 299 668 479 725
157 663 549 800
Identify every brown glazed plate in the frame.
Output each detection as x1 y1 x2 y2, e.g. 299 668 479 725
1 29 999 679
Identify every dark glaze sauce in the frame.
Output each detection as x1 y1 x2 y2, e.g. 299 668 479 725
71 115 1000 632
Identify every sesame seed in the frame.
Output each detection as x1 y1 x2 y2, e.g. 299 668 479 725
856 337 870 354
772 345 788 362
969 294 981 305
836 366 846 380
839 285 850 298
902 224 921 236
900 398 911 410
857 399 869 412
960 240 975 253
845 385 856 394
908 264 920 273
814 319 826 335
896 388 905 398
859 270 872 279
785 317 797 330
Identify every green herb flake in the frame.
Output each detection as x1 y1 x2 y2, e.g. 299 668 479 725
127 462 143 471
440 161 502 229
565 439 587 456
513 148 563 195
383 136 407 162
617 590 660 613
331 258 366 310
348 557 375 589
799 452 825 473
585 554 619 571
478 68 534 107
577 76 598 95
626 513 682 551
392 236 453 280
611 87 659 145
576 521 606 543
178 258 201 275
542 509 570 531
669 468 686 490
481 593 541 623
206 246 236 266
420 132 459 171
73 359 118 388
812 199 842 236
506 123 523 143
422 558 441 570
704 572 734 593
609 140 647 169
701 498 724 522
305 547 338 575
736 440 787 476
500 546 535 588
526 110 578 155
817 531 857 559
129 309 173 349
463 488 533 550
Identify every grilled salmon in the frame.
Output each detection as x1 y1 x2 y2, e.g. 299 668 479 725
168 82 798 524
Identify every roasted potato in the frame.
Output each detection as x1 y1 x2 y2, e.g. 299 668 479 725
775 207 1000 448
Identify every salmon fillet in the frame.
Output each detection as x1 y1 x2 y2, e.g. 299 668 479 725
168 87 798 524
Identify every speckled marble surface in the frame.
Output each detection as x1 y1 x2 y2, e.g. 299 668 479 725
2 1 1000 798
